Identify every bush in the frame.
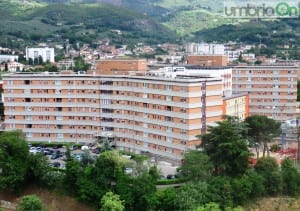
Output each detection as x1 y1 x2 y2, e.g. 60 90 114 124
18 195 44 211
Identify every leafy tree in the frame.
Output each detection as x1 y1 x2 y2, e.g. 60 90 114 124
73 56 90 72
64 159 82 195
246 115 281 157
27 153 51 187
130 172 157 211
80 150 94 167
255 157 282 195
244 170 265 198
100 191 124 211
152 188 177 211
174 182 211 210
93 151 126 192
208 176 233 208
180 150 212 181
194 202 221 211
18 195 44 211
0 130 29 193
201 117 250 176
231 175 252 205
281 158 300 195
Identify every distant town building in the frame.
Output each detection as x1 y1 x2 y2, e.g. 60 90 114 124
0 61 24 72
232 65 299 121
187 55 228 67
57 59 75 70
185 43 225 55
0 55 18 63
25 47 55 63
96 59 147 75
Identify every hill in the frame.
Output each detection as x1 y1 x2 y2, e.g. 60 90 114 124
0 1 177 47
193 19 300 46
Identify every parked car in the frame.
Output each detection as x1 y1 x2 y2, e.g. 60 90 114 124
52 162 61 168
51 154 60 160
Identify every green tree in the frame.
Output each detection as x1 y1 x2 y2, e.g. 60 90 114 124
180 150 212 181
208 176 233 208
201 117 250 176
18 195 44 211
174 182 211 210
27 153 51 187
281 158 300 195
194 202 221 211
74 56 90 72
255 157 282 195
152 188 177 211
64 159 82 195
100 191 124 211
0 130 30 193
246 115 281 158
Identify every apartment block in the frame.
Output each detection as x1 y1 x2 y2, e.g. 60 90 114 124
232 65 299 121
222 93 249 120
3 70 223 162
185 43 225 55
187 55 228 67
25 47 55 63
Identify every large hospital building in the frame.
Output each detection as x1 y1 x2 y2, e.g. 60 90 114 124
3 59 237 162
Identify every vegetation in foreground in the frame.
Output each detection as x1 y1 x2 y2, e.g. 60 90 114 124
0 115 299 210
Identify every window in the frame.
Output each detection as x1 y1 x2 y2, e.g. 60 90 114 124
166 137 173 143
166 85 172 90
165 116 172 121
26 133 33 138
56 116 63 121
24 80 30 85
57 133 64 139
143 83 148 88
166 96 172 101
55 80 61 85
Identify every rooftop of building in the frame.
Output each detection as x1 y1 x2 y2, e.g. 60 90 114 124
3 71 221 83
223 92 249 100
148 64 231 70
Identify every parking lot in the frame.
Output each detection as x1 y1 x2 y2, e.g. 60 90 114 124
28 144 101 169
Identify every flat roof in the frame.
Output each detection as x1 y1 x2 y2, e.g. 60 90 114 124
3 72 222 84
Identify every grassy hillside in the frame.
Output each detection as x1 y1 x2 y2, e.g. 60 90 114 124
0 2 177 46
193 19 300 46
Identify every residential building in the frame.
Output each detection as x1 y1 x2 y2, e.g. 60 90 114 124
232 65 299 121
0 61 24 72
0 55 18 63
222 93 249 120
187 55 228 67
3 67 223 162
25 47 55 63
185 43 225 55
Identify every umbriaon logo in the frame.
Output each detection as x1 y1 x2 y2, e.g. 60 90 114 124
224 1 299 19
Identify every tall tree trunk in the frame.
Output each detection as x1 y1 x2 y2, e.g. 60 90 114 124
266 142 270 157
262 143 266 157
255 144 260 159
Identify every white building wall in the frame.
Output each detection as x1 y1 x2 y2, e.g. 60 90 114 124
25 47 55 63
